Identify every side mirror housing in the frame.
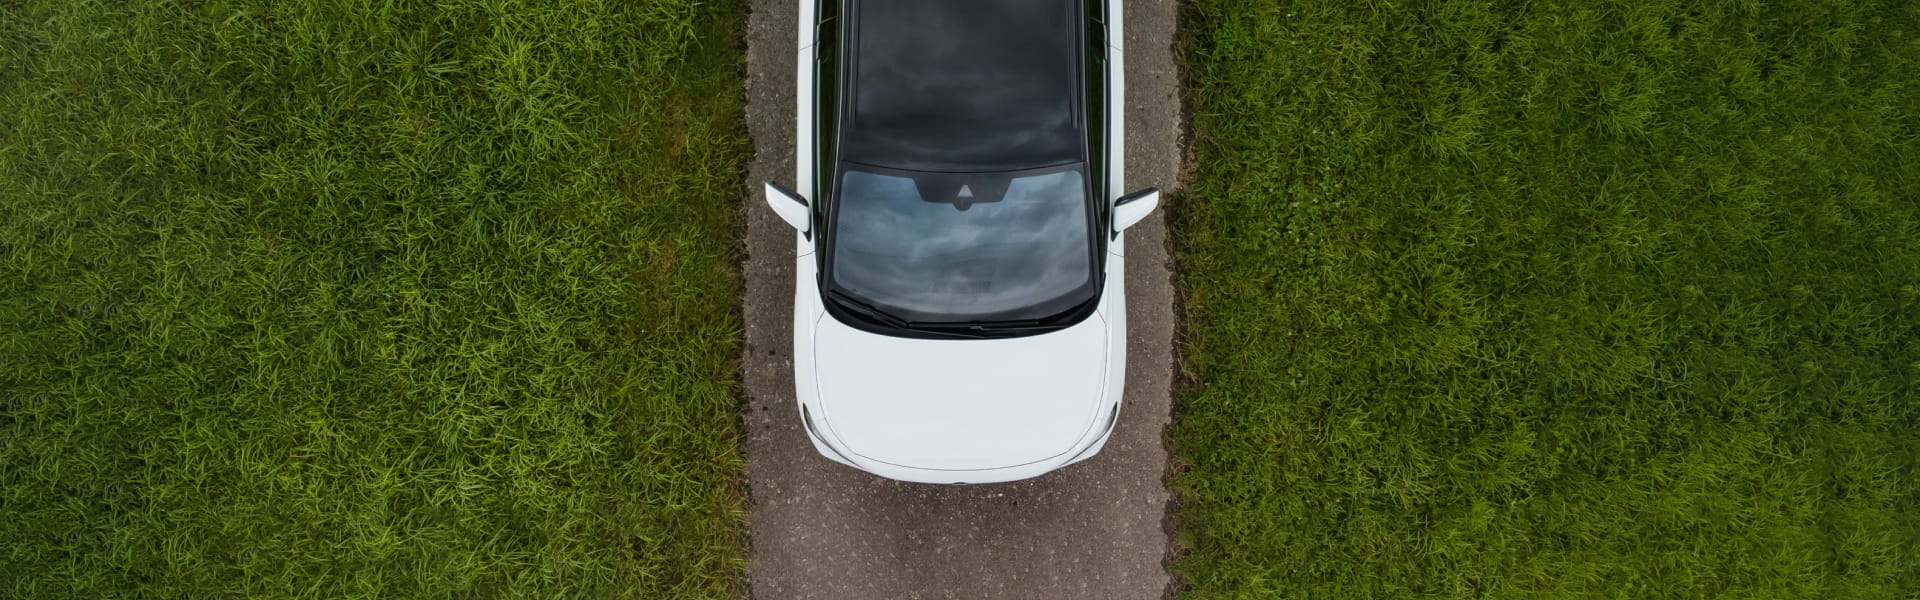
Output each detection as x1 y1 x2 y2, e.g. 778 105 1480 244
1112 187 1160 235
765 182 811 236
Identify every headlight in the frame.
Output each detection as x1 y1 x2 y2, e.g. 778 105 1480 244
801 404 858 464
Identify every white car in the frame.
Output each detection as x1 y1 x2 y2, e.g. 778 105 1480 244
765 0 1159 484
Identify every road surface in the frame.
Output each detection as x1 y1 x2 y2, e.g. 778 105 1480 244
739 0 1184 597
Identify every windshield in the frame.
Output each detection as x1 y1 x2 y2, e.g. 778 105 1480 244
826 165 1097 326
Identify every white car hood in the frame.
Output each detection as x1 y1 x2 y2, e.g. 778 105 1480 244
811 311 1110 471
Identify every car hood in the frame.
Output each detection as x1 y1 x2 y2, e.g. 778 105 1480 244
810 312 1110 471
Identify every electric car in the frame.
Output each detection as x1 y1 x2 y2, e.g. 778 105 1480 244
764 0 1159 484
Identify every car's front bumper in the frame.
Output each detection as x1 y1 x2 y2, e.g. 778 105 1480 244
800 412 1116 484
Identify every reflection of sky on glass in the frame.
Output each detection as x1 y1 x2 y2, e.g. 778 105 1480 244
833 170 1090 317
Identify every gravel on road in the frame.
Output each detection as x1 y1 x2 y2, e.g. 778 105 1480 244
738 1 1184 597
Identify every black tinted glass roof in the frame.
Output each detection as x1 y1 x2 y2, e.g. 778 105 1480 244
843 0 1082 172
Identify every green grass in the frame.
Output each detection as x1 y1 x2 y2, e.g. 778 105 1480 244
1 1 748 597
1173 0 1919 597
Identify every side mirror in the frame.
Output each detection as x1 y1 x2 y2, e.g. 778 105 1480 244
1112 187 1160 235
765 182 811 236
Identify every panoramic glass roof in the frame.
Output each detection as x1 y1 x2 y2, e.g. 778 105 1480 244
843 0 1082 172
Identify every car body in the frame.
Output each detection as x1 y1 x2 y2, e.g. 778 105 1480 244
764 0 1159 484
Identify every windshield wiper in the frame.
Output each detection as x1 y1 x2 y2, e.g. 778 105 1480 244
825 291 985 339
955 319 1058 335
907 318 1069 337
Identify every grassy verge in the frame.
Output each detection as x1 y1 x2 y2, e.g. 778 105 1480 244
1173 0 1918 597
1 1 748 597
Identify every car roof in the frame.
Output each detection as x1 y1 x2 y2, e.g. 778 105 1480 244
840 0 1084 173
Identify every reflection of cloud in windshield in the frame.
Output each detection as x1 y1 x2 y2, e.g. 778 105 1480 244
833 169 1091 317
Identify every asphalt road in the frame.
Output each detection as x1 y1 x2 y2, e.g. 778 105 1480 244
739 0 1184 597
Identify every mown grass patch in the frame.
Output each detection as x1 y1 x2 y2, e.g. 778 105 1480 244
1174 0 1918 597
2 1 748 597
